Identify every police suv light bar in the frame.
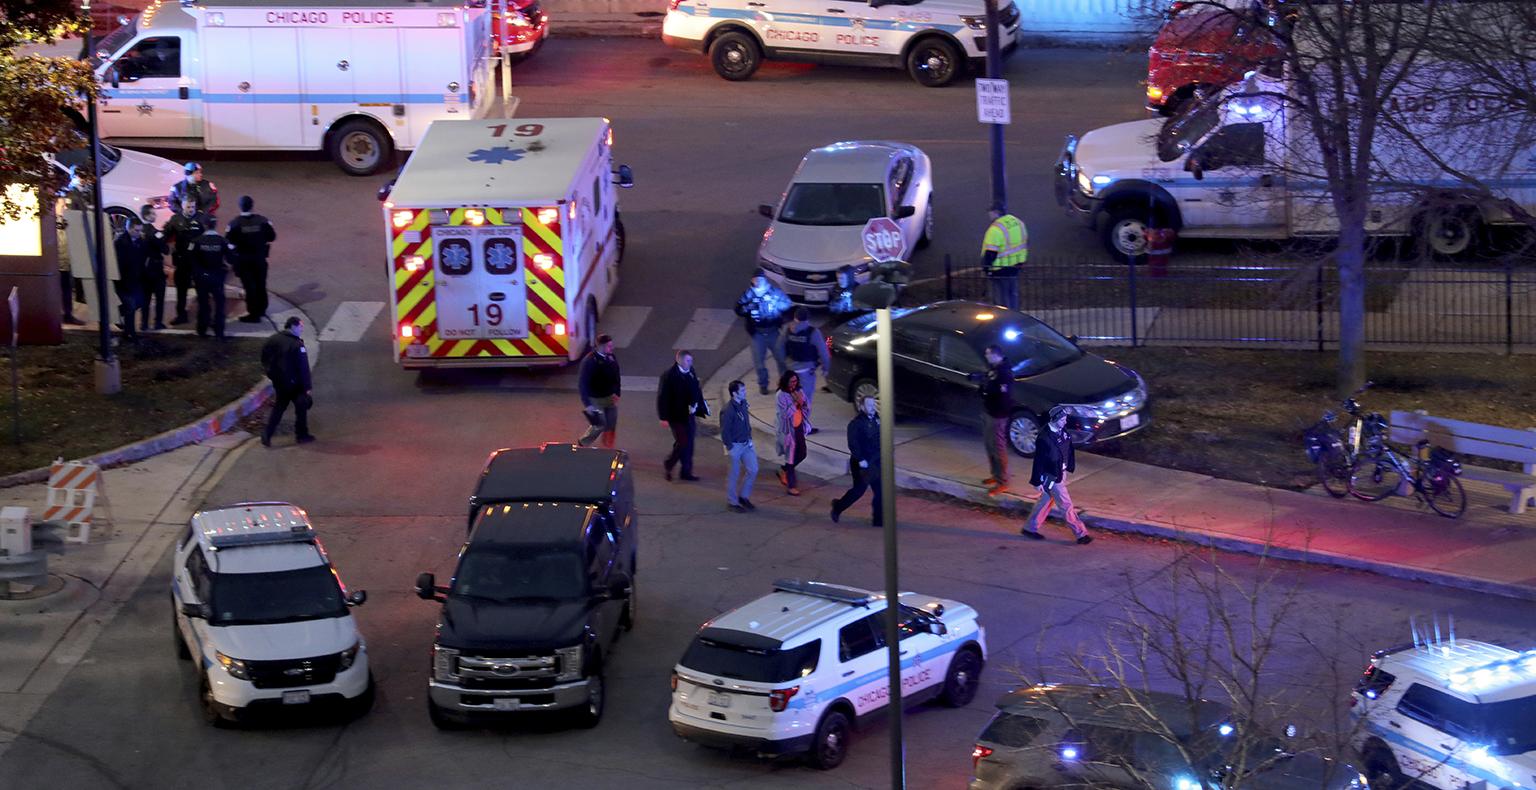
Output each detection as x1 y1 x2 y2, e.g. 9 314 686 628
197 504 316 550
773 578 877 606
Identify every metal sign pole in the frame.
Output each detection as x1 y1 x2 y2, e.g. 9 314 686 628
8 287 18 445
876 305 904 790
984 0 1006 213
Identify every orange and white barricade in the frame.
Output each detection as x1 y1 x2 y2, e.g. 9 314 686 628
43 458 102 544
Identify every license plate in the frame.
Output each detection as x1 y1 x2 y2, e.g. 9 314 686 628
803 289 829 303
1121 413 1140 430
707 691 732 709
282 690 311 705
405 343 429 358
493 697 521 711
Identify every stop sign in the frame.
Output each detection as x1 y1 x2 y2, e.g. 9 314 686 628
861 217 906 263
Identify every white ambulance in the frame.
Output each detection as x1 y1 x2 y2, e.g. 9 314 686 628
381 118 633 369
90 0 496 175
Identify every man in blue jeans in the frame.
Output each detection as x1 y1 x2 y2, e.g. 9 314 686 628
720 380 758 513
734 269 791 395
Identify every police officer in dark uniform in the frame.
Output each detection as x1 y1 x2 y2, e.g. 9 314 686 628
168 162 218 216
162 198 207 325
190 223 232 339
226 195 276 323
261 316 314 447
138 204 168 330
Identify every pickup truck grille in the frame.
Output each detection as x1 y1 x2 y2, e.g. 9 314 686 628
246 654 340 689
456 653 559 689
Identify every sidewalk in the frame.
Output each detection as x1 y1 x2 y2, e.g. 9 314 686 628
707 349 1536 602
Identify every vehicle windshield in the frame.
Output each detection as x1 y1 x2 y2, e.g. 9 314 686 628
1481 694 1536 755
53 142 122 178
1001 321 1085 376
208 565 347 626
451 547 587 602
1157 95 1223 162
92 21 138 68
680 636 820 683
778 183 886 226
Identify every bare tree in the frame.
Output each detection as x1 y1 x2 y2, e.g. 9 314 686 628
0 0 96 220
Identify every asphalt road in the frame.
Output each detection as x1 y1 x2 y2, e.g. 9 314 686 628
5 40 1534 790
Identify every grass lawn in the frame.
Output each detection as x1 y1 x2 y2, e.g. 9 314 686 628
1082 347 1536 490
0 333 264 474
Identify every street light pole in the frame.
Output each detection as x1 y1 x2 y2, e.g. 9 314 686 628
875 304 903 790
984 0 1007 213
82 2 120 393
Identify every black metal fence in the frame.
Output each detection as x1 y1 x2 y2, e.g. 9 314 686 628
926 256 1536 353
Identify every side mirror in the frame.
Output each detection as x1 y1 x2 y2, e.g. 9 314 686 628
607 573 631 599
1185 155 1205 180
894 205 916 219
414 572 438 601
926 620 948 636
615 164 634 189
180 602 208 619
758 203 775 219
109 67 120 88
347 589 368 606
376 180 394 202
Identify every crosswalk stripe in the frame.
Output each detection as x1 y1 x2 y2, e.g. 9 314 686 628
598 305 651 349
319 301 385 343
672 308 737 351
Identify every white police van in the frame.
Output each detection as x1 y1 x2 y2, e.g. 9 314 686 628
171 502 373 726
669 579 986 769
661 0 1020 87
1351 639 1536 790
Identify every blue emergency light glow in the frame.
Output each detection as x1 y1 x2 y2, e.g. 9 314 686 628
1218 723 1235 737
1060 746 1079 761
1447 648 1536 692
1003 328 1021 341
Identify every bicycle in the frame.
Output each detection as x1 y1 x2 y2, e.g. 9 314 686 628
1302 384 1369 498
1347 413 1467 518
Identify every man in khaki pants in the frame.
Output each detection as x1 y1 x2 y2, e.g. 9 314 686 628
1020 406 1092 544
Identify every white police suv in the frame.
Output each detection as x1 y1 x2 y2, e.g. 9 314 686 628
669 579 986 769
1351 639 1536 790
661 0 1021 87
171 502 373 726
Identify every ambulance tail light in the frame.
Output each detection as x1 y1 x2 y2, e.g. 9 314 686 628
669 672 678 692
554 322 566 336
399 324 416 339
534 253 555 270
404 255 425 272
464 208 485 226
537 207 560 225
605 126 614 147
392 209 415 229
768 686 799 712
568 202 577 221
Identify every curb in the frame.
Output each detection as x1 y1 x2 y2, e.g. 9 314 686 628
721 356 1536 603
0 293 317 489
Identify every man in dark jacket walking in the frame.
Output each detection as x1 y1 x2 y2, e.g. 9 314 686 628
226 195 276 323
830 394 883 527
190 224 232 339
111 218 150 340
734 270 791 395
720 380 757 512
162 198 206 325
657 349 707 481
577 333 621 448
138 204 168 330
977 344 1012 495
1020 406 1091 544
261 316 314 447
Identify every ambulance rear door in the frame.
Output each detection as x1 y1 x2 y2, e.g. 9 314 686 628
430 211 529 344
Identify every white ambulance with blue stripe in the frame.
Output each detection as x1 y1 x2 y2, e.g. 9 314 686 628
662 0 1020 87
90 0 495 175
669 579 986 769
1352 640 1536 790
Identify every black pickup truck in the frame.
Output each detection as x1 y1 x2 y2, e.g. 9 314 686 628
415 443 638 729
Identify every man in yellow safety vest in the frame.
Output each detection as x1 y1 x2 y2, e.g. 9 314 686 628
980 208 1028 309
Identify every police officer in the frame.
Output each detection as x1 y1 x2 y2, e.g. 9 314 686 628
138 204 169 330
168 162 218 216
980 208 1028 310
261 316 314 447
734 269 791 395
781 307 830 434
830 394 883 528
162 198 207 325
226 195 276 323
111 217 150 340
190 223 232 339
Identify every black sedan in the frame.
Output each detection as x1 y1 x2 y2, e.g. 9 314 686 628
826 301 1149 456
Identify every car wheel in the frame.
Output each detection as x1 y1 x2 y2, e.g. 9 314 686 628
809 709 851 770
939 649 982 707
427 698 464 730
709 31 761 81
917 197 934 249
329 119 393 176
906 38 962 87
172 605 191 660
1363 743 1404 789
106 207 137 236
572 669 605 728
1007 412 1041 457
199 674 232 728
849 377 879 406
1420 205 1481 259
1101 206 1153 264
349 672 377 719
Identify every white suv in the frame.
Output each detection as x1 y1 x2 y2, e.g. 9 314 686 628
1350 639 1536 790
669 578 986 769
661 0 1021 87
171 502 373 726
